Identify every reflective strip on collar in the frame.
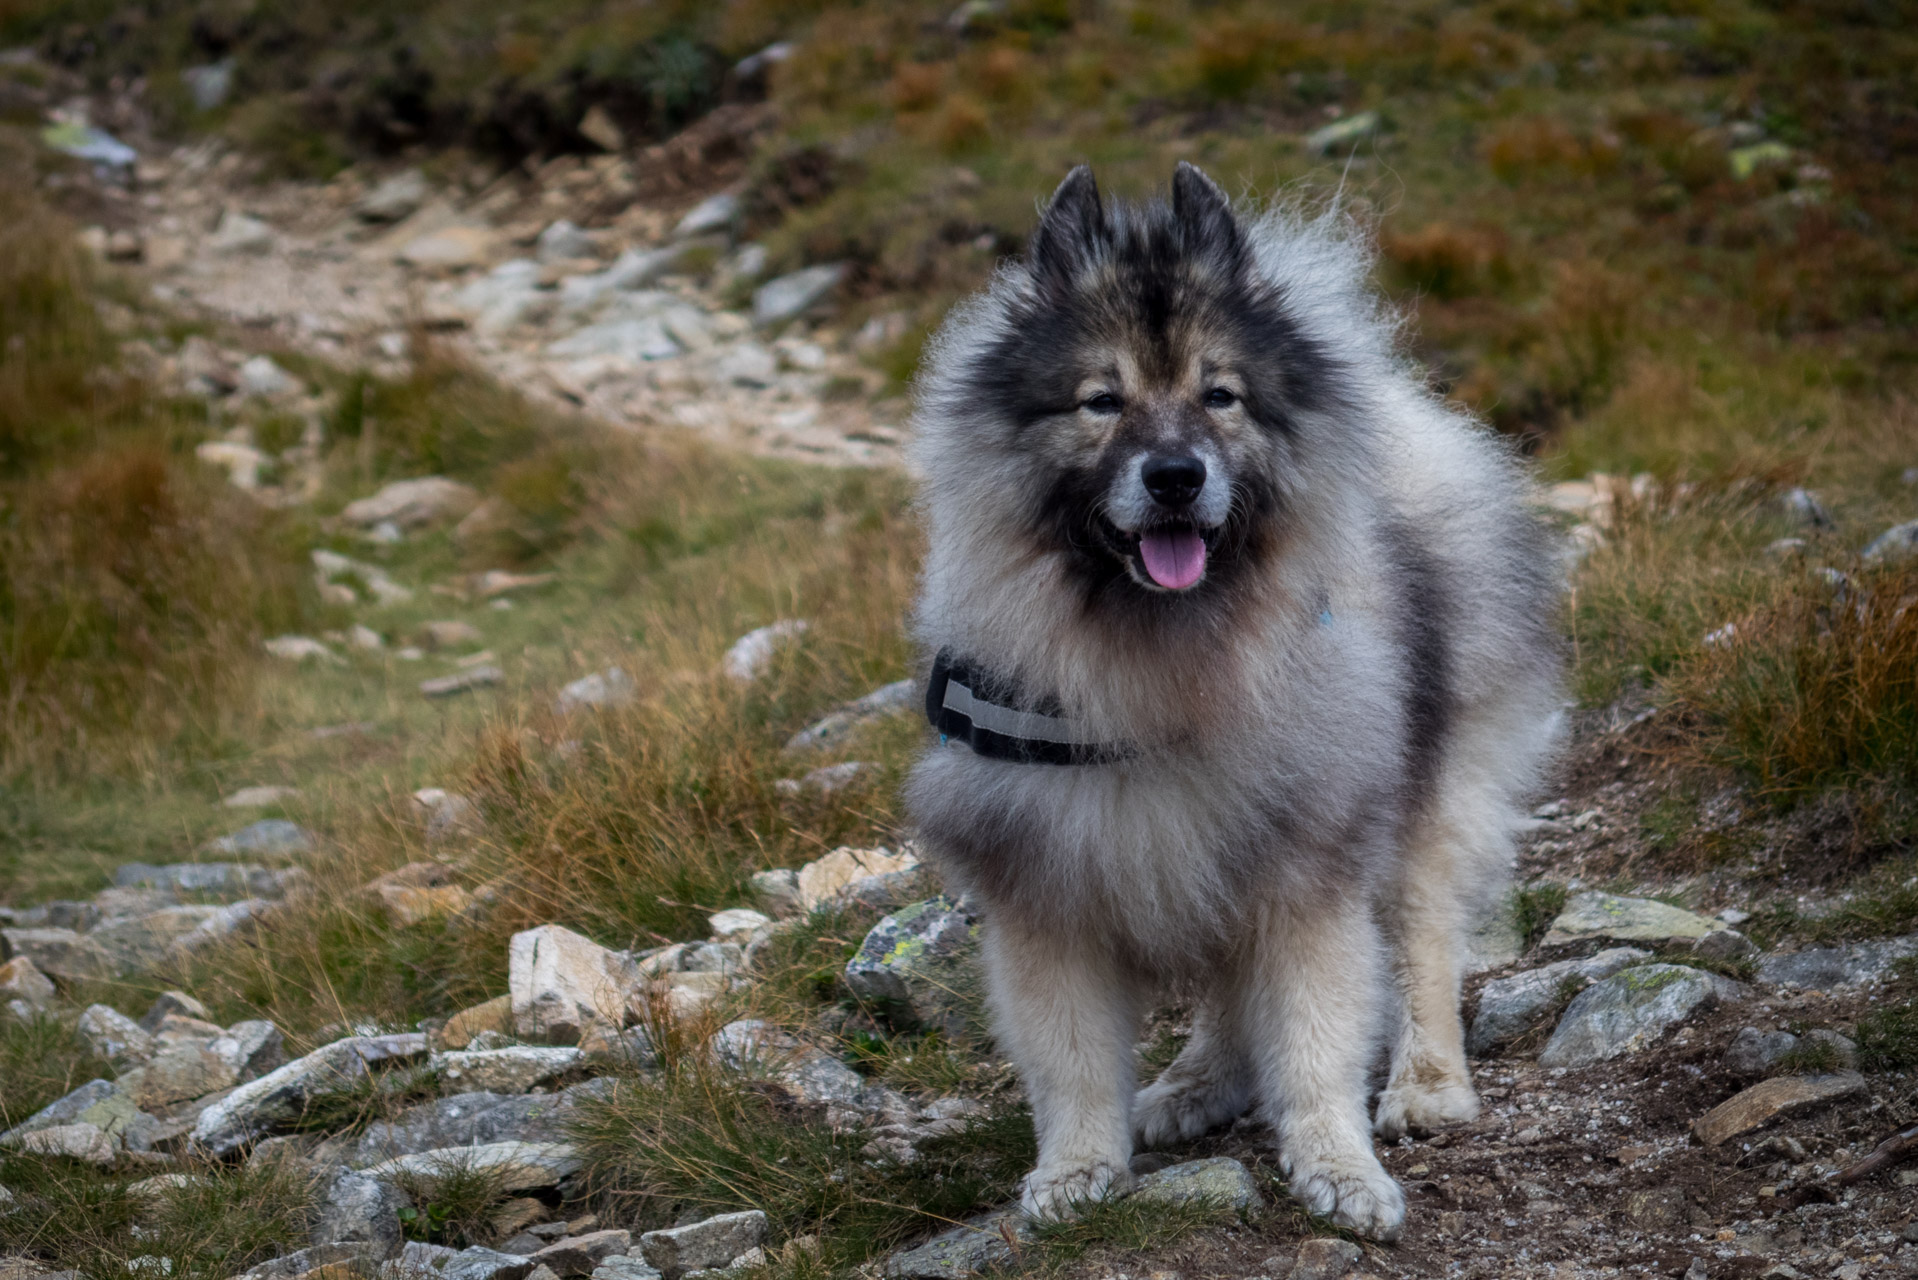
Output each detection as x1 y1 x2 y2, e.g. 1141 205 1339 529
941 674 1098 746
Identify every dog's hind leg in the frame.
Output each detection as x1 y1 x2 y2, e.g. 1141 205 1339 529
1243 893 1405 1242
1133 999 1254 1149
984 916 1140 1220
1374 785 1503 1141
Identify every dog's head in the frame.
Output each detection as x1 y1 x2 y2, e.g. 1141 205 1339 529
923 163 1352 604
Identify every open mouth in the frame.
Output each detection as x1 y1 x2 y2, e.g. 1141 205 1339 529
1100 517 1218 591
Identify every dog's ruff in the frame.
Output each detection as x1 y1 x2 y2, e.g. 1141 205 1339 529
904 163 1563 1241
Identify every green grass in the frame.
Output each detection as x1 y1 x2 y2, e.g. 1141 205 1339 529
1854 957 1918 1073
1511 882 1568 953
0 1009 115 1127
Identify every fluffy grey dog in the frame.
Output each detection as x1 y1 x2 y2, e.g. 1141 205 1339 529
903 163 1563 1241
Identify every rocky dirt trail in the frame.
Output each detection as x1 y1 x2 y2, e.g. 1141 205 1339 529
81 108 908 472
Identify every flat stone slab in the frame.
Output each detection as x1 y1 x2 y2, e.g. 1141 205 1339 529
1693 1072 1866 1147
1542 892 1719 947
1756 934 1918 990
1130 1156 1260 1211
1538 964 1743 1068
191 1033 428 1155
430 1046 583 1094
882 1210 1030 1280
1468 947 1651 1056
639 1209 768 1278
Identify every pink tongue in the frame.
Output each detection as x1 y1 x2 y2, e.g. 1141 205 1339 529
1139 528 1207 589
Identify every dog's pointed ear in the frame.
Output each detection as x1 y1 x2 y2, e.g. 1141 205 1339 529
1029 165 1104 285
1172 162 1243 263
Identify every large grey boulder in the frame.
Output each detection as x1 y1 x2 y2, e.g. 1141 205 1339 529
1724 1026 1801 1077
77 1003 154 1063
1467 948 1650 1056
1541 892 1719 947
191 1034 429 1155
844 897 982 1038
1 927 115 983
0 955 55 1011
1756 934 1918 990
311 1167 410 1258
639 1210 767 1279
1537 965 1744 1068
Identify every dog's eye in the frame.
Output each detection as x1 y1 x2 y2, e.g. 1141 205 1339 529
1203 387 1237 409
1082 392 1122 414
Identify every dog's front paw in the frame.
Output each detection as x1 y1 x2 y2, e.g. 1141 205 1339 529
1019 1160 1134 1221
1280 1145 1405 1242
1374 1077 1479 1141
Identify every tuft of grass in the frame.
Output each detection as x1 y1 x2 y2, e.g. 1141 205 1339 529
570 1063 1034 1268
0 1153 315 1279
392 1153 513 1247
284 1062 443 1137
0 1009 115 1127
1512 882 1568 952
1024 1190 1247 1267
1854 957 1918 1073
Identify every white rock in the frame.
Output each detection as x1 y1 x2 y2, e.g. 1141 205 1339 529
78 1002 155 1063
509 924 641 1042
722 619 809 681
673 194 740 241
347 625 385 651
711 342 778 388
795 846 919 913
194 440 268 489
430 1045 583 1093
419 667 504 698
357 169 430 223
0 955 56 1010
537 219 597 263
398 226 494 271
1542 892 1720 947
223 786 299 808
4 1121 116 1165
1467 947 1651 1056
341 477 481 529
263 635 338 664
238 355 298 398
547 316 681 362
640 1209 768 1279
210 209 274 255
752 264 845 328
1537 965 1744 1067
361 1140 582 1191
707 909 771 942
555 667 636 714
1863 518 1918 565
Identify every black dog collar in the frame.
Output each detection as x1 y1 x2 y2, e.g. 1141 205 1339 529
925 649 1128 766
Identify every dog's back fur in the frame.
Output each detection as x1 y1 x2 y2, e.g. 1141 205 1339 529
904 166 1562 1239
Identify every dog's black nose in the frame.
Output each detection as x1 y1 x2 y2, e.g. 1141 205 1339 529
1142 454 1206 508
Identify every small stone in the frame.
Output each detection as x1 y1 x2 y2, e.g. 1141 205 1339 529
236 1244 378 1279
421 667 504 698
710 343 779 388
238 356 298 399
578 105 625 153
1725 1027 1800 1077
344 477 482 530
0 956 55 1011
1 927 113 983
377 882 474 927
555 668 635 715
357 169 429 223
722 620 809 682
1692 1072 1866 1146
591 1260 661 1280
795 846 920 913
783 680 917 753
1131 1156 1259 1211
537 221 597 264
1862 518 1918 565
752 264 846 328
1542 892 1719 947
223 786 299 809
78 1004 155 1064
639 1210 768 1279
1537 965 1744 1068
361 1141 582 1193
509 925 642 1043
440 1248 539 1280
422 620 485 650
1692 928 1759 961
1467 947 1651 1056
205 820 316 857
844 897 982 1038
264 636 338 664
1288 1238 1363 1280
529 1230 632 1277
210 209 274 255
1773 487 1832 529
707 909 771 943
1304 111 1380 155
709 1020 865 1107
399 226 496 271
750 869 801 917
436 995 516 1050
673 194 740 242
431 1046 583 1094
1764 537 1808 560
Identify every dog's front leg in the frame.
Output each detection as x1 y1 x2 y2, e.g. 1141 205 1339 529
984 915 1139 1220
1243 894 1406 1242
